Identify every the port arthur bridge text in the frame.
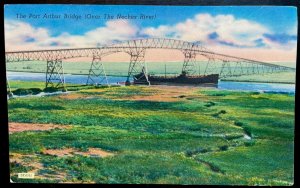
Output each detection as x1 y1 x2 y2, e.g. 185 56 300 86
5 38 295 91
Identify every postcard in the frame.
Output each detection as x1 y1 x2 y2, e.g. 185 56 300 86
5 4 296 185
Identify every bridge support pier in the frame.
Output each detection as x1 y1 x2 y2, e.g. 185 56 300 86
126 49 150 85
261 65 267 74
233 61 244 76
251 64 257 74
220 60 232 78
86 56 109 86
46 59 66 90
204 57 218 75
244 62 251 75
182 51 197 75
7 76 13 99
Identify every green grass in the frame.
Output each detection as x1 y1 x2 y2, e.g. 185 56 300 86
9 80 46 90
196 140 294 185
8 85 294 185
8 80 115 94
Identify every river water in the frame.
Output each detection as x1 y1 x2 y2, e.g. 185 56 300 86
7 71 295 94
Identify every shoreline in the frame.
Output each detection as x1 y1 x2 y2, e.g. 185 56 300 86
6 70 128 78
220 79 295 84
6 70 295 85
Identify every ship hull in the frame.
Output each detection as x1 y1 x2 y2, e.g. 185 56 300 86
133 73 219 85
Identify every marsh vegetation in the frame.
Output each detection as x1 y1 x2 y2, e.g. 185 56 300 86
8 82 294 185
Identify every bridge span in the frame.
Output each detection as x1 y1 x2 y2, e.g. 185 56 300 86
5 38 295 89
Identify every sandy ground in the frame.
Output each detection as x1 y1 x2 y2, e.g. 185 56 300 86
42 147 114 158
10 147 113 182
9 122 71 134
128 85 199 102
58 93 85 100
10 153 66 180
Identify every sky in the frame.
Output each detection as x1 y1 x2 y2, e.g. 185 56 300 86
4 5 298 63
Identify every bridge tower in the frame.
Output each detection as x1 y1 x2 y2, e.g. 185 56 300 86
45 59 66 90
126 48 150 85
86 56 109 86
7 76 13 99
233 61 244 76
182 50 197 75
251 63 258 74
204 56 218 75
244 62 252 75
220 60 232 78
255 64 261 74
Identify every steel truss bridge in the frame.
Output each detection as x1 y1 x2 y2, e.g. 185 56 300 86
5 38 295 89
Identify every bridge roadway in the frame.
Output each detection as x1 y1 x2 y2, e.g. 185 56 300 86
5 38 295 89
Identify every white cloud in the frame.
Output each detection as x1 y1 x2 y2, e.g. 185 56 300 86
51 19 138 48
141 25 173 38
5 20 51 50
5 19 138 51
141 13 270 48
4 13 297 60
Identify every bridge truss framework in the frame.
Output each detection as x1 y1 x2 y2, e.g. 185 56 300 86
5 38 295 90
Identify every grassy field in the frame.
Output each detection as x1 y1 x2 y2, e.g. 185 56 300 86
8 80 99 93
8 82 294 185
222 72 296 84
6 61 296 83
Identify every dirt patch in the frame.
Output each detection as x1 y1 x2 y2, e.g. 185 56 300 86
75 148 114 157
10 153 36 165
10 152 96 183
42 148 74 157
128 94 180 102
58 93 85 100
9 122 71 134
10 153 43 175
10 152 67 181
124 85 199 102
42 147 114 158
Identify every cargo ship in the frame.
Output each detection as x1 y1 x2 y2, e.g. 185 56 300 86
130 71 219 86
